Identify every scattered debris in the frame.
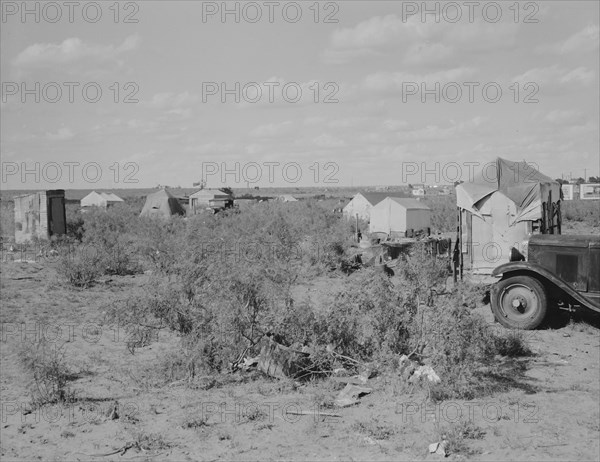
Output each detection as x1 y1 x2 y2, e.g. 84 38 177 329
428 440 447 456
398 354 441 384
258 337 313 380
410 365 441 384
108 401 119 420
242 356 259 371
334 383 373 408
284 409 341 418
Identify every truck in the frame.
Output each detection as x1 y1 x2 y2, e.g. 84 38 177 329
490 234 600 329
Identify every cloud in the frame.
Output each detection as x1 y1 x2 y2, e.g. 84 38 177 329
513 65 596 87
13 35 140 70
146 91 199 109
250 121 293 138
364 67 476 93
545 110 585 125
313 133 345 148
395 117 486 142
559 25 599 54
383 119 408 131
183 142 236 155
45 127 75 141
323 14 518 64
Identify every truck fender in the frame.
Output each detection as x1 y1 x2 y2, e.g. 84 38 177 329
491 262 600 312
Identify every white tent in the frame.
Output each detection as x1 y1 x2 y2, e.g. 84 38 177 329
277 195 298 202
456 158 562 274
140 188 186 218
81 191 124 208
343 192 407 221
369 197 431 235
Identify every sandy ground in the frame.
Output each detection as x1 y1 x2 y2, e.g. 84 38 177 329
1 260 599 461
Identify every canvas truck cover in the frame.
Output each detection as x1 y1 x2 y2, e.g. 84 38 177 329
455 158 562 224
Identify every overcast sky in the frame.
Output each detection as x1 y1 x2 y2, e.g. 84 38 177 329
1 1 598 189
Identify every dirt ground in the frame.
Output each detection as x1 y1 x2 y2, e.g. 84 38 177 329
1 258 599 461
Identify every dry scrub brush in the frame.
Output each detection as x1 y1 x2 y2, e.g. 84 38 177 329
98 204 530 398
19 339 77 406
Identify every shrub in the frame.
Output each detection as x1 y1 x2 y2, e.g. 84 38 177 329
562 200 600 227
19 340 76 405
316 268 413 362
56 247 102 288
65 204 85 241
80 204 144 275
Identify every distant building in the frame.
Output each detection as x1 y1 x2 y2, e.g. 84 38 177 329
343 192 407 221
80 191 124 209
14 190 66 243
411 184 426 196
369 197 431 236
235 198 259 209
561 184 577 200
189 189 233 214
580 183 600 200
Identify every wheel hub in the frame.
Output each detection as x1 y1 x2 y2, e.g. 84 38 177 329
511 296 528 310
500 284 537 319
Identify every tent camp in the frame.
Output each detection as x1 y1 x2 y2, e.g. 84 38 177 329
456 158 562 274
369 197 431 236
140 188 186 218
80 191 124 209
343 192 407 221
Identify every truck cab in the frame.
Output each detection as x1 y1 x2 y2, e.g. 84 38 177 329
490 234 600 329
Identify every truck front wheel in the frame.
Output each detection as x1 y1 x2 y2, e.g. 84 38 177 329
491 275 547 330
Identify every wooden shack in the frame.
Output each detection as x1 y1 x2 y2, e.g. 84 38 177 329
14 190 66 243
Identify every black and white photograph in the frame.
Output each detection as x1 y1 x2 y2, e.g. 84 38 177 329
1 1 599 460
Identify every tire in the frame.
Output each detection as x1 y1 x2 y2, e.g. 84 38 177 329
491 275 547 330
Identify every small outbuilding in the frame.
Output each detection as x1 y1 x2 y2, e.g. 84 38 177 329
140 188 186 218
80 191 124 209
14 190 66 243
189 189 233 214
369 197 431 236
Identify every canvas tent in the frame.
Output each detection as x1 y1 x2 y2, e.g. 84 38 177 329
80 191 124 209
369 197 431 236
277 194 298 202
140 188 186 218
343 192 407 221
455 158 562 274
